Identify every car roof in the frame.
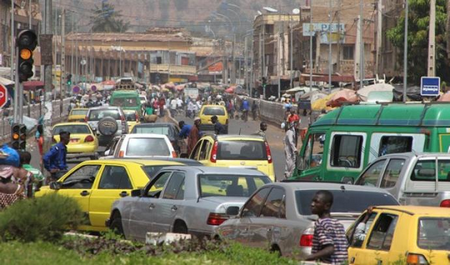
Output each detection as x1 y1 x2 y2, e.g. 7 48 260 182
121 133 170 140
134 123 174 127
216 134 265 141
87 159 184 166
373 206 450 216
109 157 202 166
160 166 268 176
123 109 138 113
273 182 393 194
202 105 226 108
70 108 88 111
53 122 89 127
376 152 450 159
88 106 120 111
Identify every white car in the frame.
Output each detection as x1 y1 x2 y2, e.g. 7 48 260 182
139 95 147 105
103 133 176 159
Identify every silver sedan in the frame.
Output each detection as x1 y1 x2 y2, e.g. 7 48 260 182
216 182 399 258
107 166 272 241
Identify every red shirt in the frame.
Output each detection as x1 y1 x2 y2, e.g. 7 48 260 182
288 114 300 123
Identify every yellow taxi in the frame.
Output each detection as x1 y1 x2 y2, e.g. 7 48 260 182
189 134 275 181
123 109 140 132
347 206 450 265
36 159 191 232
199 105 229 133
68 108 88 122
52 122 99 160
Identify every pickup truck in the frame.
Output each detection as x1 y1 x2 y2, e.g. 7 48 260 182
353 152 450 208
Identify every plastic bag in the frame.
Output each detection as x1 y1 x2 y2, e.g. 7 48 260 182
0 144 19 167
281 122 286 129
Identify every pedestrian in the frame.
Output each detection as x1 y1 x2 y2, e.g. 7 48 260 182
20 151 45 194
43 131 70 183
284 122 297 179
287 108 300 124
158 97 166 117
178 121 192 139
241 97 250 121
170 97 177 117
254 122 268 138
211 115 226 135
251 100 258 120
35 124 44 158
305 190 349 264
187 117 201 155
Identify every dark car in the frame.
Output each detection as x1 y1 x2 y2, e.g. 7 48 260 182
131 123 185 155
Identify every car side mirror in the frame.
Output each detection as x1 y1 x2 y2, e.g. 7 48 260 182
341 177 355 184
49 182 61 190
131 188 143 197
226 206 240 216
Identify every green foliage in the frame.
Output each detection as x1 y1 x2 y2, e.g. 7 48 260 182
386 0 450 85
0 193 84 242
90 3 130 33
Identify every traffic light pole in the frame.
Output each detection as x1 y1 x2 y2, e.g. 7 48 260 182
13 48 19 123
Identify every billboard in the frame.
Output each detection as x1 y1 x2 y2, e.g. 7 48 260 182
303 23 345 44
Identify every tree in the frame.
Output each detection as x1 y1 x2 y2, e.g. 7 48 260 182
387 0 450 85
90 3 130 33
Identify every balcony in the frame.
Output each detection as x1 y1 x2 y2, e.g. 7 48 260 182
149 64 197 76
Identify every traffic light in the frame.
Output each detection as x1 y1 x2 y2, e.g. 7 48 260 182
66 74 72 86
16 30 38 82
11 124 26 150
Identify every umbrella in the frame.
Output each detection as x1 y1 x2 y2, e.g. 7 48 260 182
175 84 185 91
357 84 394 101
327 89 359 107
311 93 336 111
163 82 175 89
225 87 235 93
102 80 115 85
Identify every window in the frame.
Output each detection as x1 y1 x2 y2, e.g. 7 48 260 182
217 141 267 160
411 160 436 181
61 165 101 189
199 174 271 198
124 112 137 121
162 172 185 200
199 141 211 160
302 133 325 170
367 214 398 250
146 172 172 197
190 141 202 160
132 125 170 135
355 160 386 186
437 160 450 182
378 136 412 156
53 125 90 135
295 190 398 215
88 110 120 121
343 45 354 60
380 159 405 188
126 138 170 156
418 218 450 251
241 188 271 218
142 165 167 180
70 109 88 116
111 97 138 107
98 166 132 189
202 107 225 116
260 188 286 218
347 212 378 248
330 135 363 168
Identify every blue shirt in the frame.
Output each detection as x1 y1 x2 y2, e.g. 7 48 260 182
43 142 68 172
179 124 192 139
242 100 250 111
214 122 226 135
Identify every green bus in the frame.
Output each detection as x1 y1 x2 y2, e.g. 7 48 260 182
110 90 143 118
293 102 450 182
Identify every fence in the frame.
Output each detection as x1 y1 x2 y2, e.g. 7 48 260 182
0 98 71 144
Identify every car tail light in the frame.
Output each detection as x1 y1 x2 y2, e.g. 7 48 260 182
210 141 218 163
120 115 125 122
299 227 314 247
440 199 450 208
118 150 124 158
406 253 429 265
172 151 177 158
207 213 228 226
265 141 272 163
85 135 94 142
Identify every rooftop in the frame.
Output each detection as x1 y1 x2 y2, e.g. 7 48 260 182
66 32 192 43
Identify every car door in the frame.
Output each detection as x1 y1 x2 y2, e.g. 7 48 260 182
128 171 172 241
56 164 102 226
248 187 286 249
198 140 212 164
152 171 186 232
189 140 203 161
89 165 134 228
348 213 400 265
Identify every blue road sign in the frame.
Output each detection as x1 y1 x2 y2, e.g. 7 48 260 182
421 77 441 96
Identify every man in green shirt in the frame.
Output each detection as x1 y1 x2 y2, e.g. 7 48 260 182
21 151 44 192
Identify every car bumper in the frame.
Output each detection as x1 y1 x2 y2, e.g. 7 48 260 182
67 144 97 154
67 152 98 159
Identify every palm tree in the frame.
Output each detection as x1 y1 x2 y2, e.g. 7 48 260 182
90 3 129 33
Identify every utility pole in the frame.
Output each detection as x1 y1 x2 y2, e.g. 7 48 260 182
290 21 294 88
262 24 266 99
375 0 383 76
328 0 333 92
336 0 342 73
428 0 436 76
309 1 313 92
403 0 409 102
231 34 236 84
43 0 53 153
60 9 66 110
359 0 364 89
29 0 32 29
278 32 281 100
10 0 14 80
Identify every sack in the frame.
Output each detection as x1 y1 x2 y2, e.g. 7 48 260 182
0 144 19 167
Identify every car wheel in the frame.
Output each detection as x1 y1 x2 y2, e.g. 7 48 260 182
110 214 124 236
173 220 188 234
98 116 119 136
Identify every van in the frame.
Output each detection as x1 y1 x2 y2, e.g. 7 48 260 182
293 102 450 182
110 90 142 117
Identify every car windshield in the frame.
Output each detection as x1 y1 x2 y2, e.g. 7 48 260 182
124 112 136 121
418 218 450 250
70 109 87 115
217 140 267 160
295 190 398 215
142 165 168 180
111 97 138 107
132 126 171 136
53 125 90 135
126 138 170 156
88 110 120 121
199 174 271 197
203 107 225 116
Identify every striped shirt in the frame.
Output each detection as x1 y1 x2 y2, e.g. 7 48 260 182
311 218 349 264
